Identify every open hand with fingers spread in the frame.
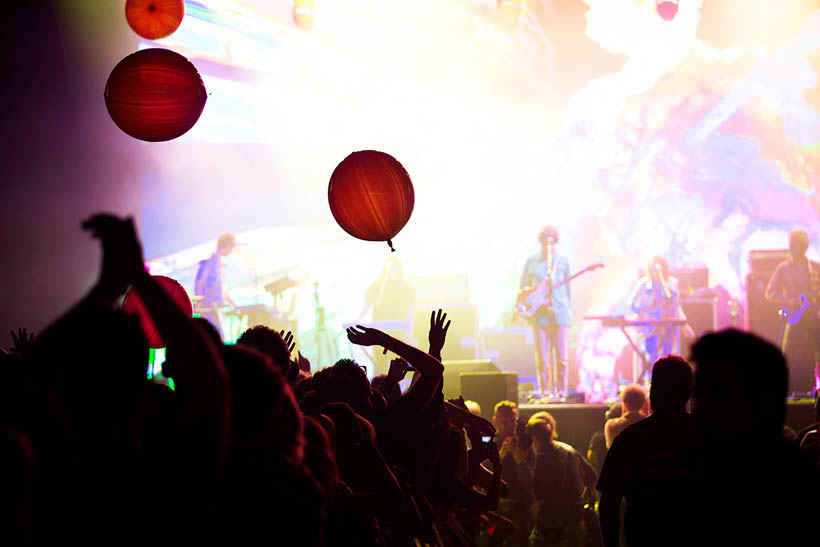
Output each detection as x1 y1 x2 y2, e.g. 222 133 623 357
280 330 296 353
346 325 388 349
10 328 34 354
428 309 451 359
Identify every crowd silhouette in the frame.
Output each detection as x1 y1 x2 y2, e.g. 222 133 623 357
1 213 819 546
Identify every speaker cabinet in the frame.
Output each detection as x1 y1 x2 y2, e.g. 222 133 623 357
480 327 536 382
459 371 518 421
441 360 497 400
746 273 783 346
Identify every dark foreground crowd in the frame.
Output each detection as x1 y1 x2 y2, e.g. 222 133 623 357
1 214 819 547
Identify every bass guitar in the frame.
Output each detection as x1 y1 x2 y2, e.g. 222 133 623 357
516 263 604 319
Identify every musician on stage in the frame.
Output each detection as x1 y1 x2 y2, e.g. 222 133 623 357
520 226 571 397
764 229 820 393
194 233 237 334
627 256 693 370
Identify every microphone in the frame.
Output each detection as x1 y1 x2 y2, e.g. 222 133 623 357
654 263 672 299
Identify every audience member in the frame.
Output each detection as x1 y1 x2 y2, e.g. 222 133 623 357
588 402 622 475
527 411 597 547
465 400 482 416
604 384 647 448
597 356 698 547
691 329 820 544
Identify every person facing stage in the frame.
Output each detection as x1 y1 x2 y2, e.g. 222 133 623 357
627 256 694 374
764 229 820 393
519 226 571 397
194 233 237 335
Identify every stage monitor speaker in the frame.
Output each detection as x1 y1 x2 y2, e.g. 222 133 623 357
441 359 497 400
746 273 783 346
460 371 518 421
413 304 478 361
480 327 536 382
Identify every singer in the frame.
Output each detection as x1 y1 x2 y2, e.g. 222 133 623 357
519 226 571 397
627 256 694 371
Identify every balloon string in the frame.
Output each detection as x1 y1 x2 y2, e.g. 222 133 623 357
387 239 395 252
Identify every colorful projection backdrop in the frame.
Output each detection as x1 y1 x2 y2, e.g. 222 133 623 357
138 1 820 395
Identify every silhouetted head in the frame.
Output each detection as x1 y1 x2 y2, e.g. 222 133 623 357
526 411 557 447
221 345 304 462
313 359 373 417
302 415 343 494
789 229 810 259
370 373 401 405
59 310 149 436
649 355 693 414
691 329 787 443
606 401 623 421
620 384 647 414
236 325 291 373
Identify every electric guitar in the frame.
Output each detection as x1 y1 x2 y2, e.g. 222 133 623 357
516 263 604 319
778 294 814 326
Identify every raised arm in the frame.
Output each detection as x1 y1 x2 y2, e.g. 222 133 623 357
347 325 443 409
85 215 230 468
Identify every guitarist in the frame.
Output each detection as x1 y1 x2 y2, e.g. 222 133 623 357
519 226 571 397
764 229 820 393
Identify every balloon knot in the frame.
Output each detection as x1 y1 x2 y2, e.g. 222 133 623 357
387 239 395 252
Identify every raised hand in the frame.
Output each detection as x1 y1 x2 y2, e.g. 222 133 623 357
428 309 451 358
10 328 34 354
346 325 388 348
81 214 144 296
295 351 311 373
387 357 410 383
279 330 296 353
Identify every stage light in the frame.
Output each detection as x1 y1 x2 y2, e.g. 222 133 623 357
293 0 316 30
656 0 679 22
498 0 521 28
328 150 415 252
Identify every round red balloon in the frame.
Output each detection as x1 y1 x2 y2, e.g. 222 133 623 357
328 150 415 251
125 0 185 40
122 275 193 348
104 48 207 142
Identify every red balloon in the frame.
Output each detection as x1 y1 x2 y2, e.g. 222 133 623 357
125 0 185 40
293 0 316 30
122 275 193 348
656 1 678 21
328 150 415 251
104 48 207 142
